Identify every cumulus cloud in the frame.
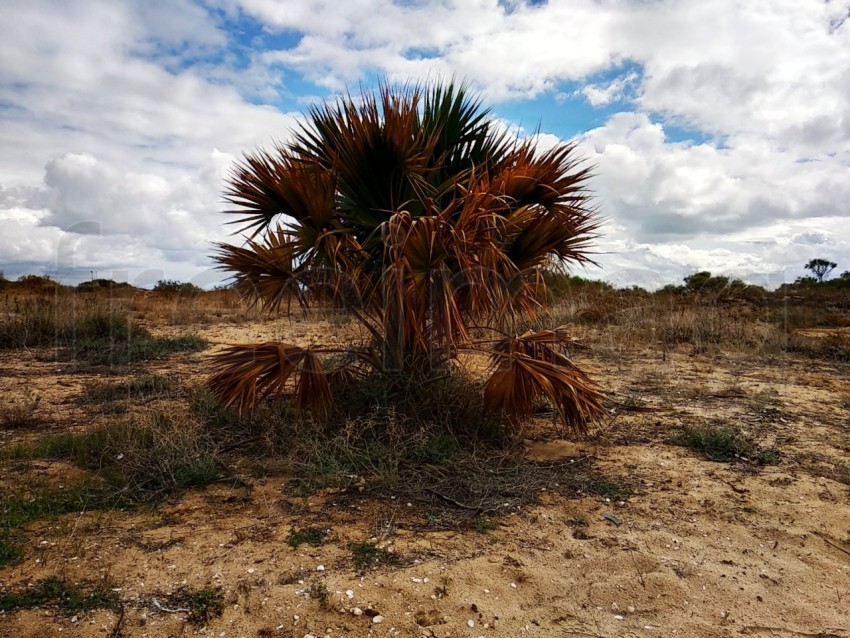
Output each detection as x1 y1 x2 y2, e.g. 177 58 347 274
1 0 848 287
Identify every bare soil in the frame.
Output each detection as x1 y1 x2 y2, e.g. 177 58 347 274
1 312 849 638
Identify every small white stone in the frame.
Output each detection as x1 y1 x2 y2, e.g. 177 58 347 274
346 590 355 599
510 582 517 588
411 577 423 583
317 565 325 571
614 615 624 621
372 615 384 624
467 620 475 628
720 610 728 619
70 616 78 623
351 607 363 616
247 568 256 574
627 606 636 614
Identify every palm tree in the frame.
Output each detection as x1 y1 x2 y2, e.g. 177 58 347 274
207 81 605 435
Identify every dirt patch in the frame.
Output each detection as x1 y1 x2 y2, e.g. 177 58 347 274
2 311 850 637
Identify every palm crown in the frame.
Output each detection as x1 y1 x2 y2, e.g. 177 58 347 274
208 80 605 434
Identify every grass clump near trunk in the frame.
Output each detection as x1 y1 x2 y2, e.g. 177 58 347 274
206 79 605 439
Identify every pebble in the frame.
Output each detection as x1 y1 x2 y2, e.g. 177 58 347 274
372 615 384 624
467 620 475 628
346 590 355 599
247 568 256 574
627 606 636 614
317 565 325 571
351 607 363 616
614 615 624 621
510 582 517 588
720 610 728 618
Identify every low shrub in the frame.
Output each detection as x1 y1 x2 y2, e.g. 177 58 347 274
672 424 780 464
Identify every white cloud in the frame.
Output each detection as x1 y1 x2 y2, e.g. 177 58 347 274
1 0 849 288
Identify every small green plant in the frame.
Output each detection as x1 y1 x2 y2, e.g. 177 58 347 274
587 478 632 500
474 516 496 534
2 389 41 428
166 586 224 623
0 480 125 529
433 577 449 598
306 580 330 609
756 450 781 465
673 424 780 464
0 538 24 567
673 425 746 461
347 541 400 571
286 526 327 548
1 414 223 502
0 577 119 614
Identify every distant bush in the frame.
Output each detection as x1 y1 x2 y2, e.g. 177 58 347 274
10 274 66 292
153 279 203 295
76 278 136 293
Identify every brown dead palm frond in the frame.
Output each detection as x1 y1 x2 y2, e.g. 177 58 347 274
208 342 333 415
483 330 606 435
213 227 300 312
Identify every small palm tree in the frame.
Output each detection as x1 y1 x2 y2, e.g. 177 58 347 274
207 81 605 434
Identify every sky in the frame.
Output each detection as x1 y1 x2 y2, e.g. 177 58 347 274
1 0 849 290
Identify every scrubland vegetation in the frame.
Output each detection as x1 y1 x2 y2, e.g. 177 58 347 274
0 270 848 634
0 79 847 634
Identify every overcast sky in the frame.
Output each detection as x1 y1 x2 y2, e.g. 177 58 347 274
1 0 848 289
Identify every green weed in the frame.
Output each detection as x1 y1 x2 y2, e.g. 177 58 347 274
286 527 327 548
348 541 401 571
673 424 780 464
167 586 224 624
306 580 330 609
0 577 119 614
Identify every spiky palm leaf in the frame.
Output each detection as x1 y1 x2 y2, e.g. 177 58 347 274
483 329 604 434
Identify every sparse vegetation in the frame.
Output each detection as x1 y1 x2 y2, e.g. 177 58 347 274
0 577 119 614
348 541 401 570
0 538 23 567
673 424 780 465
1 414 222 501
0 294 206 365
286 526 328 548
84 374 178 404
306 580 330 609
2 389 42 428
165 586 225 624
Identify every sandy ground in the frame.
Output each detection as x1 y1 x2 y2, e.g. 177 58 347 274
1 315 849 638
